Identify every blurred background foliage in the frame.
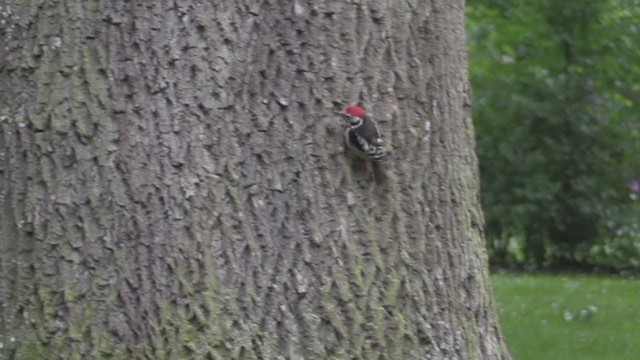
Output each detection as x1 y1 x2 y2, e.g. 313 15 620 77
467 0 640 271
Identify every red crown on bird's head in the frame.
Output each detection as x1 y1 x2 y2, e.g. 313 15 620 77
345 105 366 118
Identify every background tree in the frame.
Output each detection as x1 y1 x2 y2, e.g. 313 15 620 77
1 0 509 358
468 0 640 270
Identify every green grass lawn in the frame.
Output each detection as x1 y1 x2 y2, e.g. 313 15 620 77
492 273 640 360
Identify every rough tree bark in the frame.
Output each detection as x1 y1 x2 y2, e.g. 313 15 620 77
0 0 510 359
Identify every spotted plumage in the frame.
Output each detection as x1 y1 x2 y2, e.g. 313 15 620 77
344 106 386 181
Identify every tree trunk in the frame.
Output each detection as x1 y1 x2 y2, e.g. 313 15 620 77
0 0 510 359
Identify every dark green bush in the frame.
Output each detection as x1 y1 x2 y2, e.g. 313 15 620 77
467 0 640 270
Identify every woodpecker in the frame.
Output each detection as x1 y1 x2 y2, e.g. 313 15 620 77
344 105 386 181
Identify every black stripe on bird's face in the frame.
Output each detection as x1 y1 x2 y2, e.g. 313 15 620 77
349 117 363 128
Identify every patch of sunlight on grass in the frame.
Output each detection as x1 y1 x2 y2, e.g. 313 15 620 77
492 273 640 360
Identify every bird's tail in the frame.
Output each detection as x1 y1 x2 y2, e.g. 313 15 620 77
372 161 388 184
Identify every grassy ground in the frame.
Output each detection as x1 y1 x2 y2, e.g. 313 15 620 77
492 273 640 360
